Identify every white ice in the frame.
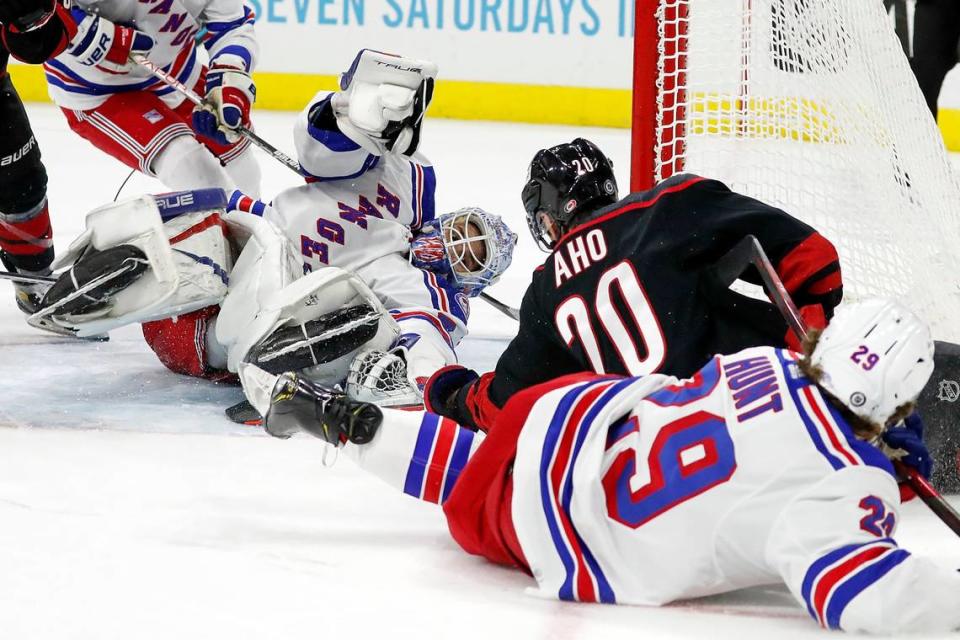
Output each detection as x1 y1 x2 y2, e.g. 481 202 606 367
2 106 959 639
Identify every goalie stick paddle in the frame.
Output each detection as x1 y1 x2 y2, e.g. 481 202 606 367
722 235 960 537
129 54 305 177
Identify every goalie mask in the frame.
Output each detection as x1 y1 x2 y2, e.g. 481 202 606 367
410 207 518 297
522 138 618 251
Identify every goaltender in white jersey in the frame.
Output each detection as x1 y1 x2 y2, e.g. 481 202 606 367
251 298 960 634
31 50 517 408
224 49 517 396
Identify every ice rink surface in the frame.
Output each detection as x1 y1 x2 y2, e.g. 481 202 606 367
2 106 959 639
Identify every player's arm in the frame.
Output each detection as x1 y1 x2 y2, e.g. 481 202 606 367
678 177 842 318
193 0 258 144
341 409 484 506
293 90 383 182
0 0 76 64
425 282 585 431
767 468 960 633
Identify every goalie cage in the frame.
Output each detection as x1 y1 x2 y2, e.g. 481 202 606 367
631 0 960 344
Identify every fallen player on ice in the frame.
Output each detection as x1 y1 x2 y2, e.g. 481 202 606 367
26 50 517 410
240 298 959 634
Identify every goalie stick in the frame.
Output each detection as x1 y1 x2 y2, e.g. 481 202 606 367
0 270 56 285
716 235 960 538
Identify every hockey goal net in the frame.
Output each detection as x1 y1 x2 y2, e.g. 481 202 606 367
631 0 960 341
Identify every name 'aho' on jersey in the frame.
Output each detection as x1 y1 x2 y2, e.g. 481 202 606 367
44 0 257 110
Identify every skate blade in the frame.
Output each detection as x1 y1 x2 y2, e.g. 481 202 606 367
26 315 109 341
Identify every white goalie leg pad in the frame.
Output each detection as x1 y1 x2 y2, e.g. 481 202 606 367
216 242 401 384
346 349 421 408
32 191 232 337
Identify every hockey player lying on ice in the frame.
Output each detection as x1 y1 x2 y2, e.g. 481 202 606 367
31 50 517 407
423 138 844 432
242 298 956 634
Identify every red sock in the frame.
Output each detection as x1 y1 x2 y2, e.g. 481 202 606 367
0 199 53 269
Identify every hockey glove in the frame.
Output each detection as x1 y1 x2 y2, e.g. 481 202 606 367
1 0 76 64
785 303 828 352
194 66 256 145
67 13 153 74
424 365 479 416
331 49 437 156
881 412 933 502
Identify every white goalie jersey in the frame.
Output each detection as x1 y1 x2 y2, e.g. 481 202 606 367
251 91 468 386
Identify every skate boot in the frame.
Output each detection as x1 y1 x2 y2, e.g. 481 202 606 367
264 372 383 445
1 250 52 315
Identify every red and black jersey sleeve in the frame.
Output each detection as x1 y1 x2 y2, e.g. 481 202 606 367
673 178 843 316
1 2 76 65
447 273 588 431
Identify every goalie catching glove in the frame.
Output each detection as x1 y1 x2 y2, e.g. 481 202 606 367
330 49 437 156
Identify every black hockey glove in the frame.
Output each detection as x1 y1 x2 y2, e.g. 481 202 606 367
423 365 479 417
0 0 54 31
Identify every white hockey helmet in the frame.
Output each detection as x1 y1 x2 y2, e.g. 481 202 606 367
810 298 934 425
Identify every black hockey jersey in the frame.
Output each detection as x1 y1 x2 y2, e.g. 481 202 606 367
445 174 842 430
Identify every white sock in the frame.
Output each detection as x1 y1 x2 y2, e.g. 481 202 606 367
151 137 236 192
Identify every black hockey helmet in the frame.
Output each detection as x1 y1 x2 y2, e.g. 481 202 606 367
521 138 618 251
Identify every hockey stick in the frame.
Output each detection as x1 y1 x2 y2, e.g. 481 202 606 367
0 270 56 285
724 235 960 536
479 291 520 321
129 54 305 177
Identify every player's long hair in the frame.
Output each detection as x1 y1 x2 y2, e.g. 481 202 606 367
797 329 915 439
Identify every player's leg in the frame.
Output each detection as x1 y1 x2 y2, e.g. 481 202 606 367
173 77 262 197
910 0 960 118
61 91 237 191
0 73 54 313
141 305 236 381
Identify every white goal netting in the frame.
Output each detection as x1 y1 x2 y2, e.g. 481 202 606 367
636 0 960 341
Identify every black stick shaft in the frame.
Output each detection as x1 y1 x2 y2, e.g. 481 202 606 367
0 270 56 284
742 235 960 538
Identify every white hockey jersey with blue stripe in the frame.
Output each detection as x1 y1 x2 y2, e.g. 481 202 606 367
507 346 960 633
45 0 257 110
261 92 467 378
